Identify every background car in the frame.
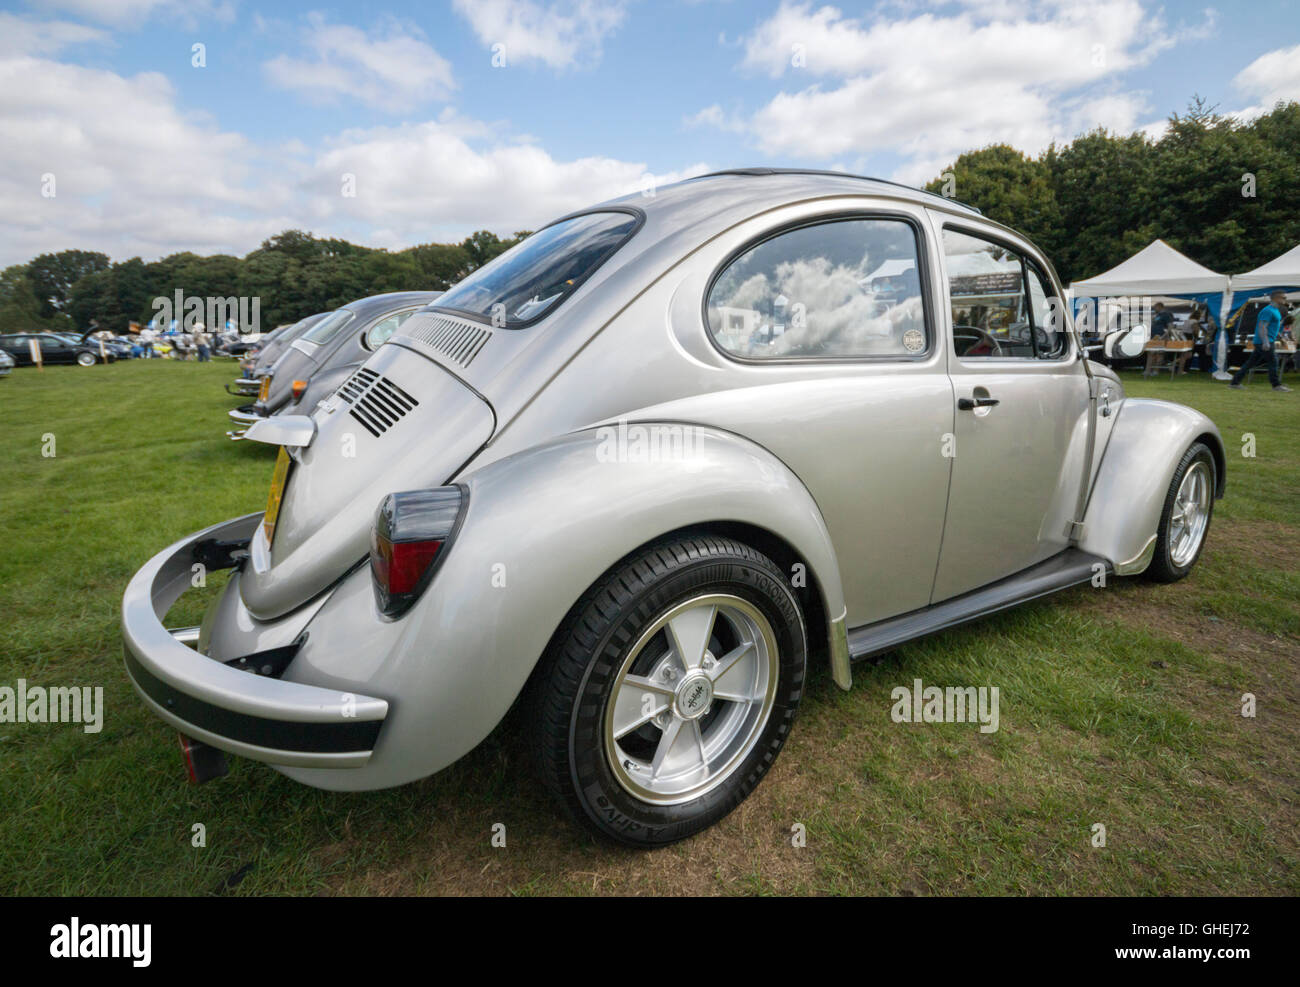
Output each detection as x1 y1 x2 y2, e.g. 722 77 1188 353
277 291 443 418
228 292 437 433
227 313 329 396
0 332 115 366
0 348 12 377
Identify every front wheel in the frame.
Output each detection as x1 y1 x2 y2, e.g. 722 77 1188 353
76 351 96 367
532 535 807 846
1147 441 1215 582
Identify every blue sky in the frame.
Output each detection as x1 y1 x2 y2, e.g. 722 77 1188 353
1 0 1297 265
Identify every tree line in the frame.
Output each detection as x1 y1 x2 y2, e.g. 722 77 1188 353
923 98 1300 286
0 228 529 334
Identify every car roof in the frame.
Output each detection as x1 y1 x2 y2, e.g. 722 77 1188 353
596 168 983 226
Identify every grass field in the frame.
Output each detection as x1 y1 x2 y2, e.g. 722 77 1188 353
0 358 1296 896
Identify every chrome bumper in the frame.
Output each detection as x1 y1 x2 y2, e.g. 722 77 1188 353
121 512 388 768
228 406 263 426
225 378 261 396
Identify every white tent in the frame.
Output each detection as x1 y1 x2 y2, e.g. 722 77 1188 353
1224 244 1300 324
1069 238 1229 299
1229 243 1300 292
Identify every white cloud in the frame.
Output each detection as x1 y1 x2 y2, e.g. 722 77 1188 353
704 0 1209 183
303 116 708 242
33 0 235 27
683 104 746 132
0 44 703 266
1231 43 1300 119
452 0 629 69
265 14 456 111
0 12 107 55
0 51 291 265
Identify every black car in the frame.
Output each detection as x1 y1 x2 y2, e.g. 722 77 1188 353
0 332 116 367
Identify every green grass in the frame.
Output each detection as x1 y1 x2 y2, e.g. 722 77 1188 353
0 361 1296 895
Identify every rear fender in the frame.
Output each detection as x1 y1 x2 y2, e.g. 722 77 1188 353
277 423 848 790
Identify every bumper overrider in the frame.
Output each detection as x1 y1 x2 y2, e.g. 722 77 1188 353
226 405 265 440
121 512 388 769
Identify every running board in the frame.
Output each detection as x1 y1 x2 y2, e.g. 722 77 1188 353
848 548 1109 661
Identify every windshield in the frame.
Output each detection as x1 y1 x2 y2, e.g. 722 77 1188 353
301 309 355 345
430 211 640 328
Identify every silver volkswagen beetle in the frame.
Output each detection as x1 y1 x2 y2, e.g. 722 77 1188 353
123 170 1223 845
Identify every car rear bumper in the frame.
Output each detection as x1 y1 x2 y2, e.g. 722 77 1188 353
121 512 388 768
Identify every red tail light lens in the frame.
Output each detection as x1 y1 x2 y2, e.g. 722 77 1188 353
291 379 308 400
370 486 466 617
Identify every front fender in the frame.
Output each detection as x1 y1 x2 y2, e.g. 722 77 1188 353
275 424 848 791
1079 398 1224 574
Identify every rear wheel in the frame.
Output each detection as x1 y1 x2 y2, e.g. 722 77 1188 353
76 351 96 367
1147 442 1215 582
532 535 806 845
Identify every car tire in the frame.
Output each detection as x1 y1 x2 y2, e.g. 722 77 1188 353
76 352 95 367
532 534 807 846
1146 441 1215 583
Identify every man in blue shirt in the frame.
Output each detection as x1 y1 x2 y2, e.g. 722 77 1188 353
1230 290 1292 391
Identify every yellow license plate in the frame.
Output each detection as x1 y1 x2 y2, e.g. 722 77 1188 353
263 447 291 543
258 375 272 402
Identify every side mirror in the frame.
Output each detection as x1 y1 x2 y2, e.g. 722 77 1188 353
1104 323 1149 360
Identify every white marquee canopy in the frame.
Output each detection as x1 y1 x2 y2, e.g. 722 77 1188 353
1069 238 1229 298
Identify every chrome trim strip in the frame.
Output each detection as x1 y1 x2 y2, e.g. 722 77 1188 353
1114 533 1157 576
829 608 851 691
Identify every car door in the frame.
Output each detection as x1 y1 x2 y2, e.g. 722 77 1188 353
693 209 954 626
36 335 73 364
929 217 1092 603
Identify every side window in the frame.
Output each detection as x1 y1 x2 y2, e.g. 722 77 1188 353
1022 262 1067 358
707 217 928 359
365 309 416 349
943 229 1065 360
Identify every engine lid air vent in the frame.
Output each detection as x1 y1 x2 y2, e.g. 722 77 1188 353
402 316 492 368
336 366 419 437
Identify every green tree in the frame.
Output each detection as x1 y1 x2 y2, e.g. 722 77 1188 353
925 145 1063 261
27 249 110 318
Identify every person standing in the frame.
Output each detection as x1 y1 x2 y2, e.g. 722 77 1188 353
1230 290 1292 391
1143 302 1174 376
196 328 211 362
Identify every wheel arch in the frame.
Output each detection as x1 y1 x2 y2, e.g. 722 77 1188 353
1079 398 1224 574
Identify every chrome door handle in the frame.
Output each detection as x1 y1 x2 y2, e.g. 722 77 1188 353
958 396 1000 410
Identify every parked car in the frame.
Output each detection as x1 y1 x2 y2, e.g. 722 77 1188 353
123 170 1222 845
227 313 329 396
227 292 438 436
0 332 115 366
0 348 12 378
78 332 132 359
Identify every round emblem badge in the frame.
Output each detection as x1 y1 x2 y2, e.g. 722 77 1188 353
902 328 925 353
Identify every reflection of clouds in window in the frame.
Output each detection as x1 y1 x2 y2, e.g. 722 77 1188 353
766 257 919 356
707 219 924 359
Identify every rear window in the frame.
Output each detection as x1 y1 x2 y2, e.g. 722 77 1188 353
429 210 641 328
301 309 354 345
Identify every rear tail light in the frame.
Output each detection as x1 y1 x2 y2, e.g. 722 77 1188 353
370 486 466 617
291 379 308 400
